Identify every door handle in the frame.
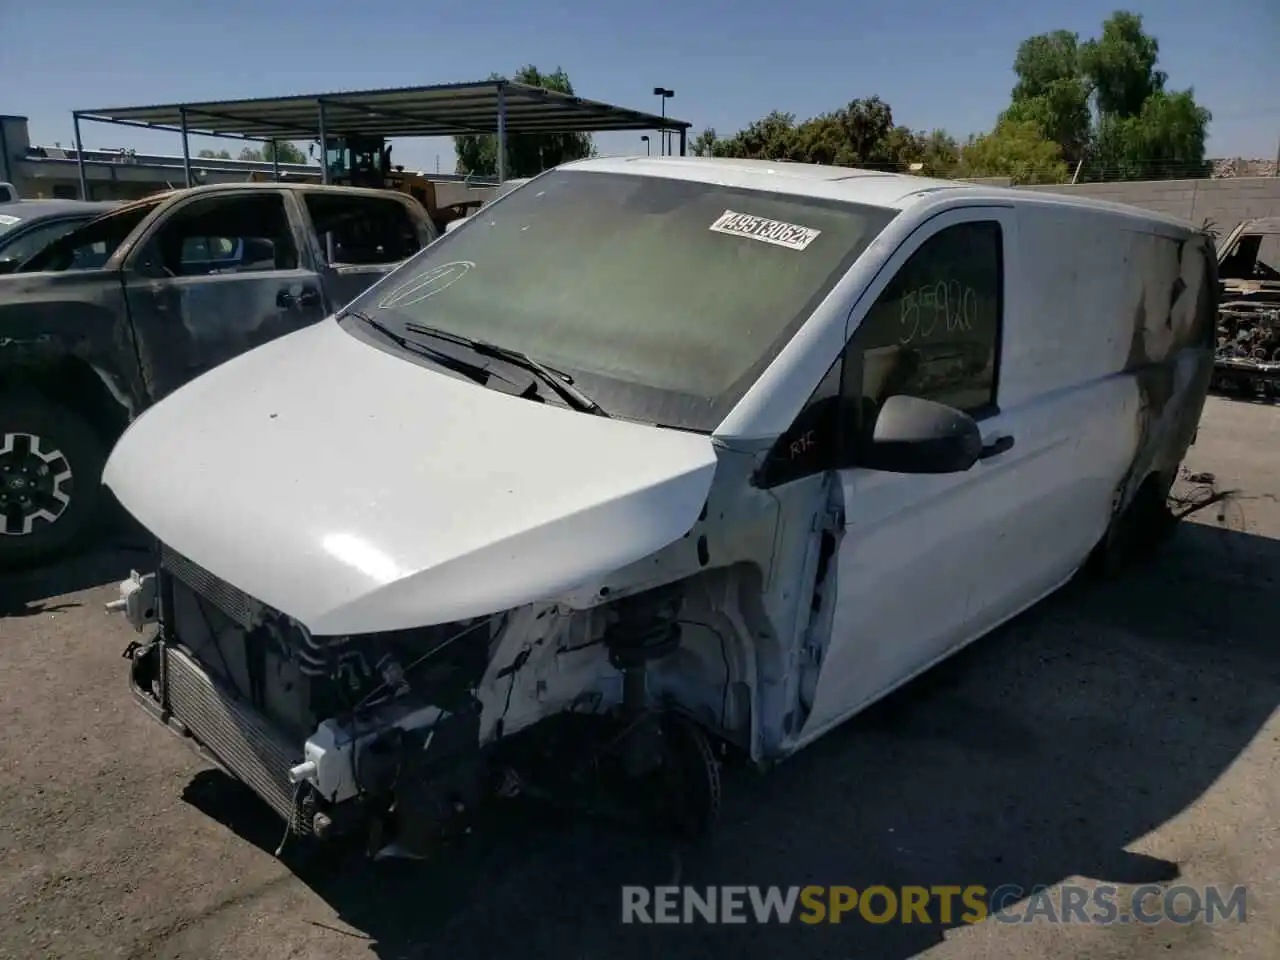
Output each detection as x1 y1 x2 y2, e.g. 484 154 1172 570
980 434 1015 459
277 287 322 308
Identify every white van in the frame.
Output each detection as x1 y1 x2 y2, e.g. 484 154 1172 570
444 176 531 233
105 157 1217 851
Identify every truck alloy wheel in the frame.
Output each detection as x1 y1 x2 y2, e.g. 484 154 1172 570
0 432 73 535
0 396 106 569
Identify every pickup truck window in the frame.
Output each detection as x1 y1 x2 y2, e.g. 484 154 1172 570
19 199 161 272
305 193 422 266
0 218 88 266
136 193 298 278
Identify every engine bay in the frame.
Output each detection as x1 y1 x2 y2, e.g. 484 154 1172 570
122 537 779 858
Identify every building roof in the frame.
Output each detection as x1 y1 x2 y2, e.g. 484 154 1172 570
76 81 692 141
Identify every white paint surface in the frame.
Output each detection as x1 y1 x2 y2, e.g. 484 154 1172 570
104 316 718 635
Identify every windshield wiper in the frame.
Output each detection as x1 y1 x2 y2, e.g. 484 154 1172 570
342 310 493 385
403 322 609 416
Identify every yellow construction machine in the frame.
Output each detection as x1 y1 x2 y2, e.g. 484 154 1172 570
248 135 485 232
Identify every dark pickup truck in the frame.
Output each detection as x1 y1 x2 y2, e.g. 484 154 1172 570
0 182 437 567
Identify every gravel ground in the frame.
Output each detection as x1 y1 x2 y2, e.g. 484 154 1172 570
0 395 1277 960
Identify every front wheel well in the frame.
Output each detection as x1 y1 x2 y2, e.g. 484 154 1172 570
1 357 132 446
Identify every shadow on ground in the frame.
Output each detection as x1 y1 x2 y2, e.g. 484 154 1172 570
0 517 152 619
179 519 1280 960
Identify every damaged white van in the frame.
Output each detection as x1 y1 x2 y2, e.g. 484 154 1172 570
105 157 1217 854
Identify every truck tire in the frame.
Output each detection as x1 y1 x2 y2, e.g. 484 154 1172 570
0 395 107 570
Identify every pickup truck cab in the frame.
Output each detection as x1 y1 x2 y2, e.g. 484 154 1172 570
105 158 1216 855
0 182 437 567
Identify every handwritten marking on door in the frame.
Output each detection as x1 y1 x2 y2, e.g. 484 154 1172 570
898 280 978 345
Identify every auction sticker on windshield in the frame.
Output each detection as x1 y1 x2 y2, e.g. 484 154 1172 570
709 210 821 251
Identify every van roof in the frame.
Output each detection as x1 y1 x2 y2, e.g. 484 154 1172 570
562 156 1200 234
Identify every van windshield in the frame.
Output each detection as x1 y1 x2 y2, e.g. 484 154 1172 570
341 169 897 431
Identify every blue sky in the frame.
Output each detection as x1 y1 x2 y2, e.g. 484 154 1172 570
10 0 1278 173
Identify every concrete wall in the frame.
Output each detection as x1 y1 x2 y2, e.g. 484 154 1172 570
1021 176 1280 230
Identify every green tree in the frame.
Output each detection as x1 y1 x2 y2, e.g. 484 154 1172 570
998 11 1210 182
265 141 308 164
238 141 309 164
689 128 721 157
453 66 593 178
1003 30 1092 166
955 119 1069 185
708 96 949 173
916 129 962 177
1012 29 1082 101
197 148 231 159
1078 11 1207 180
715 110 801 160
1079 11 1167 118
1093 90 1212 180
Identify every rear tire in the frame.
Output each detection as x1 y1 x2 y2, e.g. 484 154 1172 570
1088 474 1176 578
0 394 107 570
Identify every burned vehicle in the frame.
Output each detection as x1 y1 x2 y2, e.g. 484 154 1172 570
105 158 1215 857
1212 216 1280 397
0 198 120 274
0 183 436 567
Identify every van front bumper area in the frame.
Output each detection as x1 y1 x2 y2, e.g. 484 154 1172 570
127 637 305 825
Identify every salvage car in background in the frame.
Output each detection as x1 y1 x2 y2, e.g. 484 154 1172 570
0 182 437 567
106 158 1216 857
444 177 531 233
0 198 120 274
1212 216 1280 398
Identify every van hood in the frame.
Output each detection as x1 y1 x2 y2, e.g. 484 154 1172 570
104 317 718 635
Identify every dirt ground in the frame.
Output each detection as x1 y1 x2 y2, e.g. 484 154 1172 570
1 395 1277 960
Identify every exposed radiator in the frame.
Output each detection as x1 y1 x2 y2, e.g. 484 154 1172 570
164 645 300 821
161 545 257 629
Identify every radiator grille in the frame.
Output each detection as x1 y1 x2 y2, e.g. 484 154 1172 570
164 645 300 821
160 545 257 629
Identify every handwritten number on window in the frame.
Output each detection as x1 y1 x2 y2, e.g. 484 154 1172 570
899 280 978 345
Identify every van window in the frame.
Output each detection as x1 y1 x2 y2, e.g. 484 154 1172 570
847 220 1002 415
755 219 1004 489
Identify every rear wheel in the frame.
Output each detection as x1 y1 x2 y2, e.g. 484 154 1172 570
1088 474 1176 578
0 395 106 570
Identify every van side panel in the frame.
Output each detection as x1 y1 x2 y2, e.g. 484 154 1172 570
1116 228 1216 508
1004 208 1213 523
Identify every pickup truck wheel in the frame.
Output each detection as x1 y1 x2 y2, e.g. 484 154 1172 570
0 396 106 569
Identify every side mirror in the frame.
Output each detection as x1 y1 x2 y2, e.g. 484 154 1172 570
859 394 981 474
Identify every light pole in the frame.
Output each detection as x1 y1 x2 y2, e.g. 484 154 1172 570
653 87 674 155
641 135 650 156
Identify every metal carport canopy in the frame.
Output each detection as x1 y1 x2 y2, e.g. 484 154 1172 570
72 80 694 193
